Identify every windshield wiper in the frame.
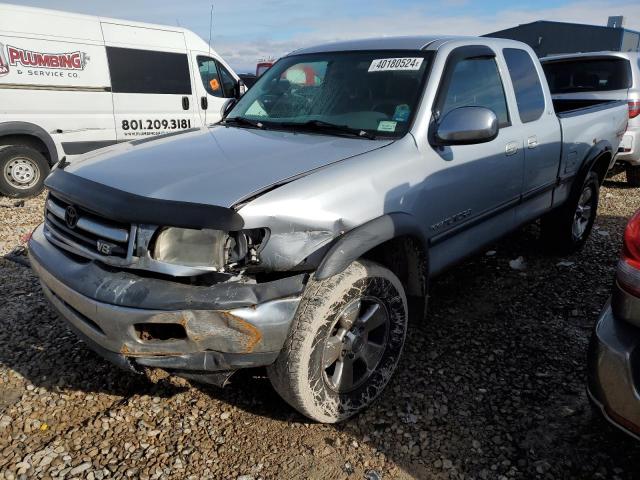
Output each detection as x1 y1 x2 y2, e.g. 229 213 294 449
221 116 266 129
274 120 377 139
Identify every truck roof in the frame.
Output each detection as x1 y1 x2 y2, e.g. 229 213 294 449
289 35 533 56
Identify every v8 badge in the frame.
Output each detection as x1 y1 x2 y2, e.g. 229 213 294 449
96 239 114 255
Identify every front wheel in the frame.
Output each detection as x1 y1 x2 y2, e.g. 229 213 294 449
541 171 599 254
0 145 49 198
267 260 408 423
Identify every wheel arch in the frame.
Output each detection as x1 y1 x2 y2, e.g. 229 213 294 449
0 122 59 166
315 213 429 299
579 140 613 188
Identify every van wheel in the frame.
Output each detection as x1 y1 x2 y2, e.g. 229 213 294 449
267 260 408 423
626 165 640 187
0 146 49 198
541 171 599 254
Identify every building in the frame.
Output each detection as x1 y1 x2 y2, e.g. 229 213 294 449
486 17 640 57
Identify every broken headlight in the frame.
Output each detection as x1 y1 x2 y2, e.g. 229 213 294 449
151 227 267 270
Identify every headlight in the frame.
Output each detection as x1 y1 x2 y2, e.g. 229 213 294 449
151 227 268 270
152 228 227 269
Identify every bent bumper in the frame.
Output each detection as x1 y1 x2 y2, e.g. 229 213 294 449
29 224 304 377
587 299 640 440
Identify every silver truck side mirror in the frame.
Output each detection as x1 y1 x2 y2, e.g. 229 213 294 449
435 106 499 146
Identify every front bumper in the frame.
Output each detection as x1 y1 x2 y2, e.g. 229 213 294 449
587 299 640 439
28 224 304 379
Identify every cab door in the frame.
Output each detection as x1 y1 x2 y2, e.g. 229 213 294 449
421 46 525 274
501 47 562 223
192 53 239 125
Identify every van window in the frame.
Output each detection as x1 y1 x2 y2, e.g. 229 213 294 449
503 48 545 123
197 57 237 98
439 57 510 128
216 62 237 98
197 56 225 97
107 47 192 95
543 57 632 93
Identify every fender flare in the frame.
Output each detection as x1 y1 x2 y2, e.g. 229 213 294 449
574 140 613 191
315 213 427 280
0 121 59 165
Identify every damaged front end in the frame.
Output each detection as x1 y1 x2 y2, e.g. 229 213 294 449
29 221 306 385
28 173 318 385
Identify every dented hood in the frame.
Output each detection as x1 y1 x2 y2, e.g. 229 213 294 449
62 126 393 208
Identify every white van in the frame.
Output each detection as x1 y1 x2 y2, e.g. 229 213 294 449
0 3 243 197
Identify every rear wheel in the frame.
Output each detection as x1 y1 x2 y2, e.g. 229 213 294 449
541 171 599 254
626 165 640 187
267 260 408 423
0 145 49 198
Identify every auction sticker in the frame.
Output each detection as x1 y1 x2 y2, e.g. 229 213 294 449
368 57 423 72
378 120 397 132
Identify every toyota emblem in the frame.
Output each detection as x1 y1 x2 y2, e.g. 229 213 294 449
65 205 79 229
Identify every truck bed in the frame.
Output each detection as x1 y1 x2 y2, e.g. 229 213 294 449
555 99 628 180
552 98 620 116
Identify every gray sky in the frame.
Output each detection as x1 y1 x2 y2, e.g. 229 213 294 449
12 0 640 72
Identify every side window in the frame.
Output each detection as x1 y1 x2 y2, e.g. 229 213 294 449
106 47 191 95
197 56 225 97
503 48 545 123
439 56 510 128
216 61 237 98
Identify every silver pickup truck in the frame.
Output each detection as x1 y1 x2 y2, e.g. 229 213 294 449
28 36 628 423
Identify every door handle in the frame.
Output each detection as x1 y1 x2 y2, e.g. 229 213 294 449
505 141 519 156
527 136 538 149
182 96 190 110
201 96 208 110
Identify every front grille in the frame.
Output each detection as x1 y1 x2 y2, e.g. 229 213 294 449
44 193 134 260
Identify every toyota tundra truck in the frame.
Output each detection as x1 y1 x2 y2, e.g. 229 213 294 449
28 36 628 423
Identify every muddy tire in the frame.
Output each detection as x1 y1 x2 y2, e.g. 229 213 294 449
540 171 599 255
0 145 49 198
626 165 640 187
267 260 408 423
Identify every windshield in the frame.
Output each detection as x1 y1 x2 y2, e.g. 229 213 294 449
227 50 433 138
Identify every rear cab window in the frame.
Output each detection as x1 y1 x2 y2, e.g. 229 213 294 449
503 48 545 123
106 47 192 94
542 57 632 93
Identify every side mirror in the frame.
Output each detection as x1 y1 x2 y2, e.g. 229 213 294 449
434 106 498 146
222 98 238 118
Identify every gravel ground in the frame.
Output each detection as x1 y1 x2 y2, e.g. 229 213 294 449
1 174 640 480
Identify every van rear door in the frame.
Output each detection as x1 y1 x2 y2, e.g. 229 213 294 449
101 23 196 142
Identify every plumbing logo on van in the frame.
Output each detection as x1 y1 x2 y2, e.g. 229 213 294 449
5 45 89 71
0 43 9 76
